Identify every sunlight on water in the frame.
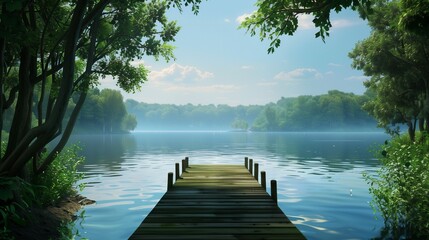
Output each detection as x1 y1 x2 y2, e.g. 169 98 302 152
70 132 387 240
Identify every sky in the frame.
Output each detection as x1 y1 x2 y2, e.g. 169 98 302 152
100 0 372 106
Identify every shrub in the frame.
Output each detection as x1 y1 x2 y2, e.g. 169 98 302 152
365 134 429 239
0 177 35 239
33 145 85 206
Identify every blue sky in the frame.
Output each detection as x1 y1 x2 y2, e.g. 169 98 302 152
100 0 371 106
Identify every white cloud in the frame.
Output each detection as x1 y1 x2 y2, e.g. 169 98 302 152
241 65 252 70
298 14 315 30
236 12 254 24
224 18 231 23
274 68 322 81
331 19 359 29
328 63 343 67
149 63 214 82
297 14 360 31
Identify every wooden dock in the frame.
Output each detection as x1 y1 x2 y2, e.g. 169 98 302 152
129 158 306 240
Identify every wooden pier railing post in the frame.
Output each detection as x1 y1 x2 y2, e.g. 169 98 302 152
261 171 266 190
271 180 278 205
182 159 186 174
185 157 189 168
254 163 259 181
244 157 248 169
249 159 253 175
175 163 180 181
167 172 173 190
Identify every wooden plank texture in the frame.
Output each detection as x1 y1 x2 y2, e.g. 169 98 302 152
129 164 306 240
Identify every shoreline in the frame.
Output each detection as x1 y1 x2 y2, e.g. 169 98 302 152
10 194 95 240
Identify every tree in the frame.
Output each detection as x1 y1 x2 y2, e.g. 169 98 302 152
398 0 429 36
349 0 429 141
122 114 137 132
76 88 103 131
100 89 126 133
0 0 202 177
75 88 137 133
264 106 277 131
239 0 372 53
231 118 248 131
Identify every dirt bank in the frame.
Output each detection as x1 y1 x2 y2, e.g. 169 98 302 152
10 195 95 240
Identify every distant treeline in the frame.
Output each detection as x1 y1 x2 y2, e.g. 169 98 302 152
125 100 263 131
125 90 377 131
252 90 376 131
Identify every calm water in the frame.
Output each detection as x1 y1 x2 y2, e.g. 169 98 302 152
70 132 388 240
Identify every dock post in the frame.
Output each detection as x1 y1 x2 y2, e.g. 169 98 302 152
175 163 180 181
167 172 173 190
182 159 186 173
261 171 266 190
249 159 253 174
271 180 278 205
244 157 248 169
254 163 259 181
185 157 189 168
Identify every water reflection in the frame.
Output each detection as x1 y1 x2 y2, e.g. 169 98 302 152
256 132 386 171
70 132 388 240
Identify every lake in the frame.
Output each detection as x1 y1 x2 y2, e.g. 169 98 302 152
70 131 388 240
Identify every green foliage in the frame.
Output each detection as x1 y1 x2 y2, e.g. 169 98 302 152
364 135 429 238
349 0 429 141
0 177 35 238
124 90 376 131
231 118 249 131
0 0 203 177
33 145 85 206
56 219 89 240
125 100 264 131
252 91 375 131
100 89 127 133
399 0 429 35
239 0 372 53
122 114 138 132
76 88 137 133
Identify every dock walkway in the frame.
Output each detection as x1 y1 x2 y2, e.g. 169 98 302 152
129 159 306 240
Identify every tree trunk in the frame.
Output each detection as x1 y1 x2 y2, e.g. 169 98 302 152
5 47 33 157
36 92 87 174
37 8 100 175
407 119 416 142
0 0 89 177
0 34 5 155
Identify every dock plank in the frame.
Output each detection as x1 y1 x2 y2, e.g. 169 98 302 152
129 164 306 240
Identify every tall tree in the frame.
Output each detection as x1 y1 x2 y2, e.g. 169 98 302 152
349 0 429 141
100 89 126 133
0 0 202 177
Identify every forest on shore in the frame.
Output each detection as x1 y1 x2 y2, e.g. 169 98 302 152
2 88 378 135
122 89 377 132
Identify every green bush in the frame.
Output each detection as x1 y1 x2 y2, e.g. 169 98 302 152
33 145 85 206
0 177 35 239
365 134 429 239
